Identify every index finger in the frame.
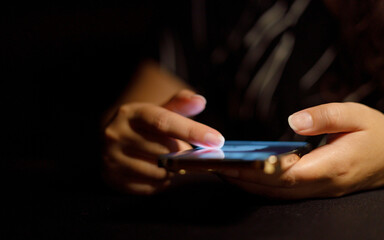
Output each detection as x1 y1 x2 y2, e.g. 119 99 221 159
135 104 225 148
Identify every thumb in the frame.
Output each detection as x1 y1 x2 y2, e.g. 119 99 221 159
288 102 370 136
163 89 207 117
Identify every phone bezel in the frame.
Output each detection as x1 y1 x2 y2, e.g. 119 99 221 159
158 141 312 174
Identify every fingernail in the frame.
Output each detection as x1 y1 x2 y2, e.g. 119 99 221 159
288 111 313 131
217 169 239 178
204 133 225 148
191 94 207 105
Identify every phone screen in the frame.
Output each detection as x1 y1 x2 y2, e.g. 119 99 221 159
158 141 311 174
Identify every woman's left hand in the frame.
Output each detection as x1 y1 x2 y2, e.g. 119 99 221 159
219 102 384 199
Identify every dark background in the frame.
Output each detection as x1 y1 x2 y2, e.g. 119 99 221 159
2 1 158 237
2 1 384 239
1 0 159 162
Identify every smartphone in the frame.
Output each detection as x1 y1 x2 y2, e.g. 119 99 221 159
158 141 312 174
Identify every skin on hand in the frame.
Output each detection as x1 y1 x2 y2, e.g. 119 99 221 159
103 89 225 195
219 102 384 199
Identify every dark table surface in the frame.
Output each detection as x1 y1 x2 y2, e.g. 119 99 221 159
4 158 384 240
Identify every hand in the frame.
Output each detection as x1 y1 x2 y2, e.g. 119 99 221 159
219 102 384 199
102 89 225 195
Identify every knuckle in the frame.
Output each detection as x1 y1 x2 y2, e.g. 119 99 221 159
280 173 297 187
334 164 349 178
330 157 351 179
152 110 170 131
118 104 131 116
101 150 124 172
118 103 146 118
104 127 120 142
326 183 349 198
329 172 351 196
322 103 343 128
184 126 196 142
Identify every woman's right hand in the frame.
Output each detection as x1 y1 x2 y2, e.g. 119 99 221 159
102 89 225 195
